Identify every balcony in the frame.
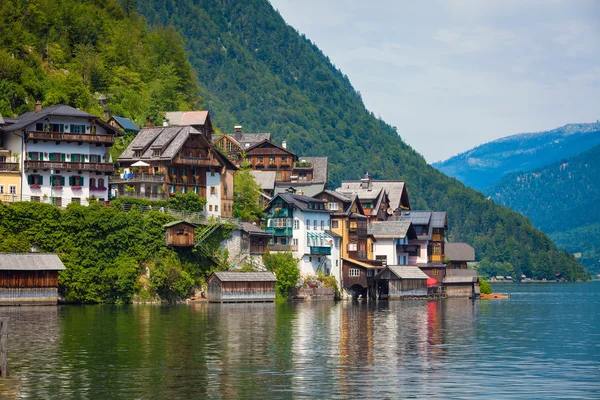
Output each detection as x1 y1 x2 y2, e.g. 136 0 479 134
397 244 420 255
309 246 331 255
173 155 215 166
27 130 114 144
268 244 298 252
26 160 114 172
0 163 19 172
432 233 444 242
116 191 169 201
429 255 444 263
265 226 293 237
250 244 268 255
109 174 166 184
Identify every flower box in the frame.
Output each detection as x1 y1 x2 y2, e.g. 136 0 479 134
71 186 83 191
255 164 265 169
52 185 63 190
29 184 41 189
267 164 277 169
90 186 106 192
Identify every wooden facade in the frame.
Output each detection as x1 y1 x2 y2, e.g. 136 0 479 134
376 266 428 299
207 271 277 303
0 253 65 305
244 140 298 182
164 221 197 247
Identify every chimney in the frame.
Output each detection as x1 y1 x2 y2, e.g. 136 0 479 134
146 118 152 127
103 109 110 121
360 172 372 189
35 101 42 113
282 140 287 149
163 119 169 127
234 125 242 140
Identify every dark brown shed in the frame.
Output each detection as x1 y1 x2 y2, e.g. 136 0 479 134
163 221 197 247
207 271 277 303
0 253 66 305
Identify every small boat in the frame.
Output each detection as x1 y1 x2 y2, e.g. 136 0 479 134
480 293 510 300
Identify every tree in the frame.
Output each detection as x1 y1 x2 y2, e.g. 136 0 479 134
479 278 492 295
169 192 207 213
233 166 264 221
263 251 300 299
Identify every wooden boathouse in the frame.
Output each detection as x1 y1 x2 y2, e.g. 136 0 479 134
163 221 197 247
207 271 277 303
376 265 429 299
443 269 480 298
0 253 66 305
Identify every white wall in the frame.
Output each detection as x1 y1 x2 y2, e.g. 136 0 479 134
408 239 429 264
205 171 221 217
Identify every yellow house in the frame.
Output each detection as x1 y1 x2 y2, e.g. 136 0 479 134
0 149 21 202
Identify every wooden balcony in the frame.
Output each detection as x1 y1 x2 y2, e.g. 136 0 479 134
173 155 216 167
27 130 114 144
429 255 443 263
250 244 268 255
268 244 298 252
109 174 165 184
432 233 444 242
26 160 114 172
0 163 19 172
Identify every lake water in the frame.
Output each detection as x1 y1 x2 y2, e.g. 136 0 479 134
4 282 600 399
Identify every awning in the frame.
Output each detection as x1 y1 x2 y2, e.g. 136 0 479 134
341 257 378 270
131 160 150 167
307 232 333 246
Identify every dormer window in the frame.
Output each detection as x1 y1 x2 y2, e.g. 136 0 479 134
329 202 338 211
134 150 143 158
153 149 161 157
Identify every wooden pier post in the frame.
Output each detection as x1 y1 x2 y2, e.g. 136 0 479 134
0 319 8 378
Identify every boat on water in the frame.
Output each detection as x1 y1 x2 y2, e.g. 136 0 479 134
480 293 510 300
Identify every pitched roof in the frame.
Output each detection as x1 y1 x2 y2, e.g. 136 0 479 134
239 222 271 236
445 243 475 262
0 253 66 271
3 104 117 133
250 170 276 190
384 265 429 280
443 269 478 283
399 210 432 225
211 271 277 282
431 212 447 229
336 186 383 201
339 180 408 210
165 111 209 126
274 182 327 198
245 139 296 156
163 220 198 228
368 221 412 238
110 116 140 132
268 193 328 213
342 257 378 269
299 156 328 183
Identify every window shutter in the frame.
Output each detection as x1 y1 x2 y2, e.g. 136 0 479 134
61 176 65 186
40 175 43 185
69 176 73 186
28 175 33 185
62 153 66 162
81 177 84 186
39 152 43 160
50 175 54 186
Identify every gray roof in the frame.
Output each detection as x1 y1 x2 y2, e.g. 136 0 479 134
3 104 109 133
269 193 328 213
211 271 277 282
239 222 271 236
368 221 411 238
339 180 407 210
212 133 272 148
443 273 478 283
445 269 477 277
0 253 66 271
163 220 197 228
445 243 475 262
336 186 382 201
431 212 447 229
399 211 431 225
386 265 429 280
120 126 190 161
274 182 327 198
165 111 209 126
299 156 328 183
250 170 276 190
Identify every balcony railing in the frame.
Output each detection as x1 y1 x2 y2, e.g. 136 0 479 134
268 244 298 252
26 160 114 172
429 255 444 263
109 174 166 184
27 130 114 144
0 162 19 172
173 156 214 166
309 246 331 255
250 244 268 255
397 244 420 255
117 192 169 200
265 226 293 237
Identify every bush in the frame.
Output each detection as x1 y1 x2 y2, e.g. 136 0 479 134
479 278 492 295
263 251 300 299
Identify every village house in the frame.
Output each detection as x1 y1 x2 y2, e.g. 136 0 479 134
0 103 118 206
0 252 66 305
338 173 411 216
213 125 271 162
106 114 140 135
336 173 393 223
221 222 272 269
114 117 237 217
163 220 197 247
445 242 475 270
443 269 480 298
367 221 418 267
263 193 339 277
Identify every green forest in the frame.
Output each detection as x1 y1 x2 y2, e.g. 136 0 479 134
0 0 591 283
486 144 600 275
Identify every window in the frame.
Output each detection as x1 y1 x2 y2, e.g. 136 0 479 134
210 187 217 195
70 124 85 133
273 218 288 228
215 205 218 212
294 219 299 229
90 178 96 188
309 257 312 262
9 185 16 195
50 175 65 187
176 228 185 235
52 197 62 207
50 123 64 132
134 150 143 158
282 157 287 162
432 269 438 276
153 149 161 157
414 226 424 235
0 185 3 194
27 174 44 185
209 205 213 211
258 157 263 162
328 202 338 211
321 220 325 230
36 122 44 131
246 157 251 163
376 255 387 265
69 176 84 186
269 157 275 163
71 153 82 162
313 220 317 230
348 268 360 277
293 238 298 246
348 243 357 252
280 238 287 245
363 203 371 209
71 198 81 204
306 219 310 230
211 169 215 177
31 196 40 203
366 270 374 277
90 154 100 163
28 152 40 161
331 220 339 229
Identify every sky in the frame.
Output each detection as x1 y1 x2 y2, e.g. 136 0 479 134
268 0 600 163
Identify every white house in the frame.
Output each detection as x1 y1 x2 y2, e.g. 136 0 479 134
1 103 118 206
264 193 338 277
367 221 418 266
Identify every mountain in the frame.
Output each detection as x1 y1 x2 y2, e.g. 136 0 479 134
486 144 600 274
0 0 590 281
433 123 600 191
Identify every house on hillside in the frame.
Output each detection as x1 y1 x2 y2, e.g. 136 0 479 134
445 242 475 270
107 115 140 135
163 221 197 247
0 253 66 305
336 176 392 223
213 125 271 162
114 118 237 217
338 172 411 213
367 221 418 267
0 102 118 205
272 156 329 197
221 222 272 269
263 193 339 277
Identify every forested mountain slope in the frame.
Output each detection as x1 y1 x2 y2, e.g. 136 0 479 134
486 144 600 274
0 0 590 280
433 123 600 191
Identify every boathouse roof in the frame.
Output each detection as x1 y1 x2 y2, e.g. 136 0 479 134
210 271 277 282
445 243 475 262
0 253 66 271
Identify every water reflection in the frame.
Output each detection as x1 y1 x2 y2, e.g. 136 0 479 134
4 283 600 399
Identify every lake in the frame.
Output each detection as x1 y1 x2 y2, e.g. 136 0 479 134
3 282 600 399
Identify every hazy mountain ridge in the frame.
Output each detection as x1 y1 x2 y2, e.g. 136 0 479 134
485 143 600 274
433 122 600 191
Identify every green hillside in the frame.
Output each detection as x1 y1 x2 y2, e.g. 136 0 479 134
486 144 600 274
0 0 590 281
